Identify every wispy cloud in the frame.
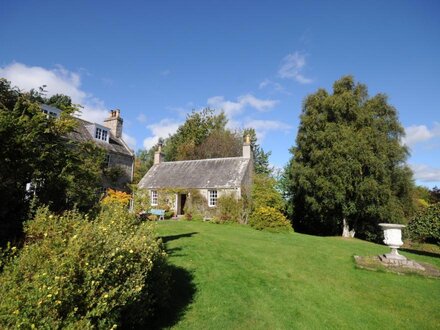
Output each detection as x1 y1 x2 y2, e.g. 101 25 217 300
136 113 148 124
259 79 290 95
411 164 440 183
278 51 312 84
244 119 292 141
161 69 171 76
402 123 440 147
207 94 278 117
0 62 109 123
143 118 181 149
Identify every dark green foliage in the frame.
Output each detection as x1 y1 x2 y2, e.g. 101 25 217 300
284 76 413 241
243 128 272 175
430 186 440 204
0 78 105 244
0 205 169 328
407 204 440 244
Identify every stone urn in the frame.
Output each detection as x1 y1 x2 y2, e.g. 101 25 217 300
378 223 406 261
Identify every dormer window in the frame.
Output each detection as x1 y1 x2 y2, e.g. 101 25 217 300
95 127 109 142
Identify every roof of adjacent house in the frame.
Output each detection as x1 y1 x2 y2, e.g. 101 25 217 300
138 157 251 189
41 104 133 157
68 118 133 156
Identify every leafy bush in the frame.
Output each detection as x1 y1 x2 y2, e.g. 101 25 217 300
132 185 150 214
214 194 243 223
249 206 292 232
0 205 169 328
101 188 131 206
407 203 440 244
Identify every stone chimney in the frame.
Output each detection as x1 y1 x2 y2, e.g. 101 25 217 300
243 134 252 159
103 109 123 138
154 143 165 165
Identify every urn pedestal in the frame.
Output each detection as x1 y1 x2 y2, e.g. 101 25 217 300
378 223 406 263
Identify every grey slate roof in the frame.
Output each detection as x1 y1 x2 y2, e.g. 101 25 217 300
40 104 133 156
138 157 251 189
68 118 133 156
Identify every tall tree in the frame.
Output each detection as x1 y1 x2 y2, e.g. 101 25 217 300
243 128 271 175
284 76 413 241
163 108 228 161
0 79 104 244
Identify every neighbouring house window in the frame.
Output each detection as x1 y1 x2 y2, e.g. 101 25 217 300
95 127 102 139
208 190 218 207
151 190 158 206
95 127 109 141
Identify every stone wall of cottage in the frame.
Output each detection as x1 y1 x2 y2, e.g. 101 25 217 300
103 152 133 191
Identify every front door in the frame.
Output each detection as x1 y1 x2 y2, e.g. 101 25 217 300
180 194 187 215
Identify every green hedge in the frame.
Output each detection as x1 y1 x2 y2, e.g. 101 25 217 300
407 203 440 244
0 204 170 328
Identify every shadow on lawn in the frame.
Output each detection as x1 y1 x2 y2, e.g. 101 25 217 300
148 265 196 329
401 248 440 259
160 232 198 243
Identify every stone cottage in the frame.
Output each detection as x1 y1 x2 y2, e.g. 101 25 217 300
41 104 134 192
138 139 253 216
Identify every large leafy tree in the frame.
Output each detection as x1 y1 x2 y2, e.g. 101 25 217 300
284 76 413 241
0 79 104 244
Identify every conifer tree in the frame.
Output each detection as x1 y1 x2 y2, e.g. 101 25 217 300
285 76 413 241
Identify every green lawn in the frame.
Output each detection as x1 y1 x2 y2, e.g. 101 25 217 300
154 220 440 329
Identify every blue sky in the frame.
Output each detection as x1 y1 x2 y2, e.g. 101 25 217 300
1 0 439 187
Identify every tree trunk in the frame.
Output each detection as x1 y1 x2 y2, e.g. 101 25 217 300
342 218 355 238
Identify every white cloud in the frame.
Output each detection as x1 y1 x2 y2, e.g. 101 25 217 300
0 62 109 123
403 123 440 147
207 94 278 117
142 119 181 149
259 79 290 95
161 69 171 76
278 51 313 84
411 164 440 183
122 133 137 150
244 119 292 141
136 113 148 123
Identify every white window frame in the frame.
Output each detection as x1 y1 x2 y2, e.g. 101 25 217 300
95 127 102 140
102 129 108 141
208 190 218 207
151 190 158 206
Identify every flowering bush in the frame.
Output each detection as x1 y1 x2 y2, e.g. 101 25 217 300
249 206 292 232
0 205 169 328
101 188 131 207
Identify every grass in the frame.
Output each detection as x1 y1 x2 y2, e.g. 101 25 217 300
155 220 440 329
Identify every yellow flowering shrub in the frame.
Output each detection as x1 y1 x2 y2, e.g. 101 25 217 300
101 189 131 206
0 205 169 328
249 206 292 232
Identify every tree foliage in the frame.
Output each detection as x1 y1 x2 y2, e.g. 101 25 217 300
249 173 290 231
0 205 169 328
0 79 105 244
134 109 272 181
407 203 440 244
284 76 413 241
